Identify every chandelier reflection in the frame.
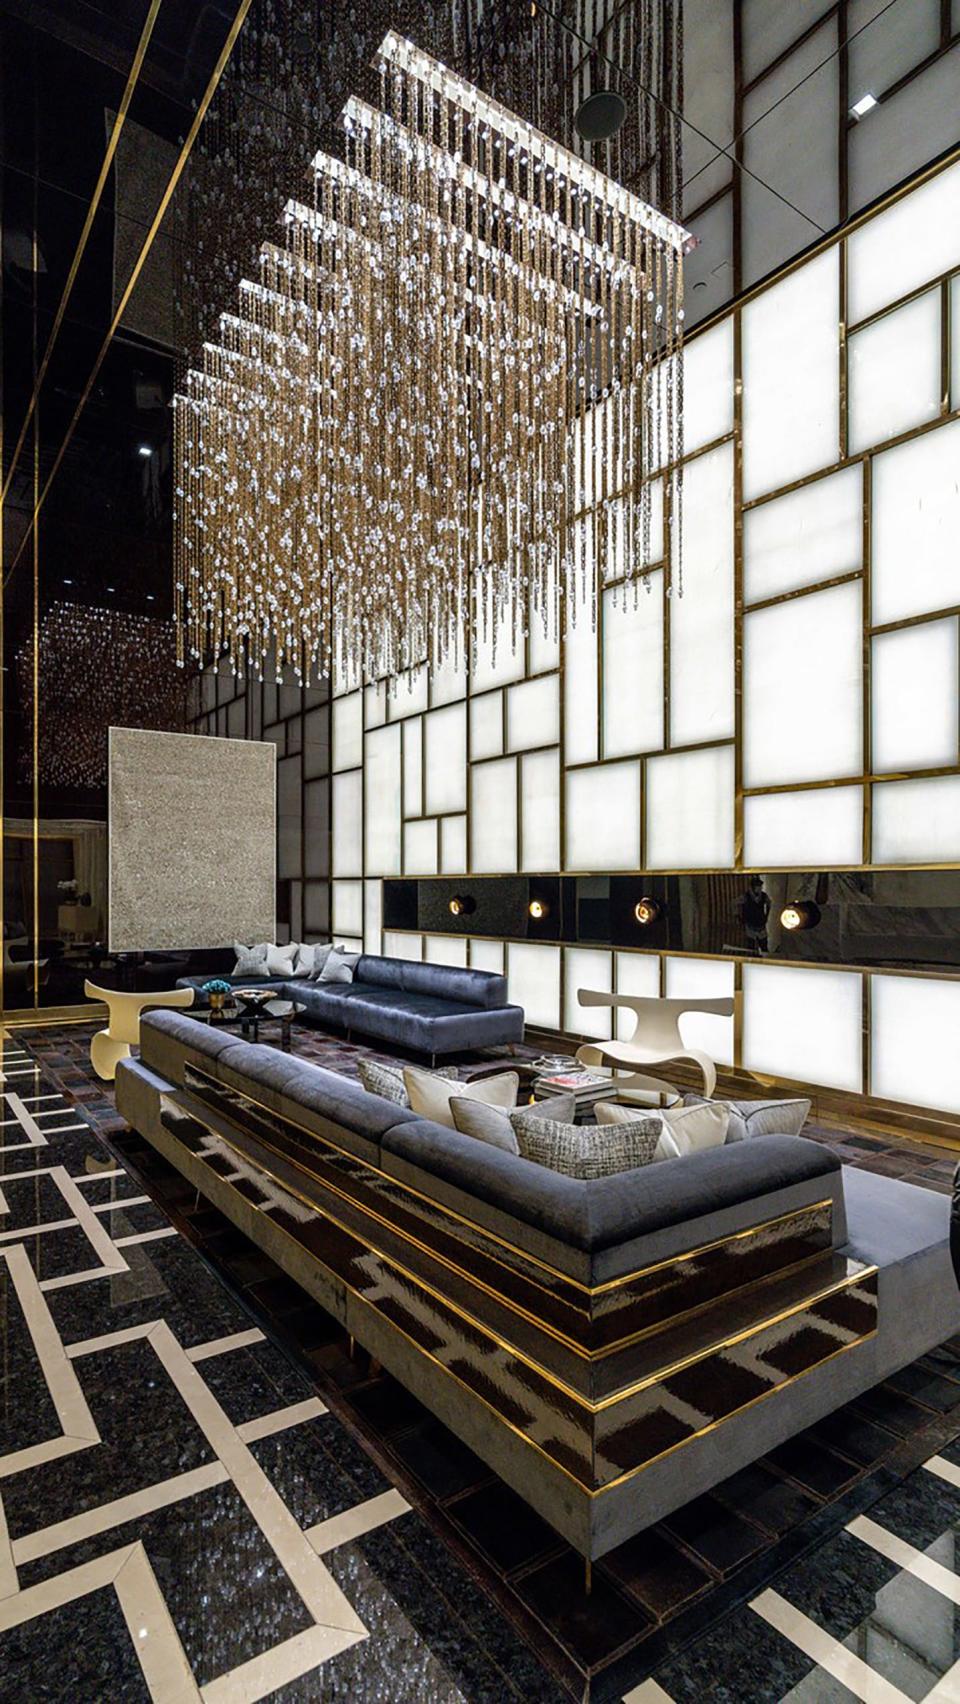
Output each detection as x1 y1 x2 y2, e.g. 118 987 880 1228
174 32 692 687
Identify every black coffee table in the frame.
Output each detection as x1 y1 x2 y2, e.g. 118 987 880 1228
205 997 306 1051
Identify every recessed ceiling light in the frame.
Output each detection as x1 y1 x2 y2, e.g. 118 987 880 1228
146 594 155 601
850 93 877 118
137 443 153 457
574 90 628 143
63 578 73 585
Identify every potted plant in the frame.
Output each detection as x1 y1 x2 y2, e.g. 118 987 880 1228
201 978 232 1015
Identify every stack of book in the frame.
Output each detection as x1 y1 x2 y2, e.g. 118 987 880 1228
533 1068 618 1110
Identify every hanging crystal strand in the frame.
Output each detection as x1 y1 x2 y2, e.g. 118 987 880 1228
674 242 685 597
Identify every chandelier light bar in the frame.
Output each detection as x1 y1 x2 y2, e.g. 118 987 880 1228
174 34 688 687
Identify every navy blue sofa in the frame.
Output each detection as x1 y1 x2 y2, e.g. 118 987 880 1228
177 952 524 1061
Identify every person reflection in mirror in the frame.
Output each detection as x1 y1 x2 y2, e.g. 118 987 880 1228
740 875 770 955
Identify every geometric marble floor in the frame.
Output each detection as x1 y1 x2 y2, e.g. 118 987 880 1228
5 1024 960 1702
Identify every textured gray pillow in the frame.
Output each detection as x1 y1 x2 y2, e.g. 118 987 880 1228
450 1091 578 1155
318 948 360 985
683 1094 811 1142
515 1114 661 1180
307 943 335 980
233 941 268 976
358 1058 457 1107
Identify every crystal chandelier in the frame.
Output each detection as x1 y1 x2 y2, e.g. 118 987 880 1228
174 32 692 686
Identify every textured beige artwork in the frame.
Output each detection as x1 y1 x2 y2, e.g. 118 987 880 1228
108 728 275 952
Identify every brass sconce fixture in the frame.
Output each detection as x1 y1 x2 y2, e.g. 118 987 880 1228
633 897 662 926
448 895 476 918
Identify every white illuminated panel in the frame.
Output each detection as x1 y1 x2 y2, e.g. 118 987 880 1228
521 749 560 872
403 817 438 875
471 757 518 873
744 465 862 605
385 929 421 961
614 951 660 1041
332 691 362 772
364 723 401 875
506 675 560 752
872 775 960 864
565 761 641 871
602 580 664 757
742 247 839 499
953 275 960 411
872 619 959 773
683 319 735 453
440 814 467 874
332 879 363 939
647 746 735 869
507 941 561 1029
388 664 429 719
529 561 560 673
402 718 422 818
670 443 735 745
744 581 863 788
742 963 863 1091
425 934 468 967
564 947 613 1038
332 770 362 877
873 420 960 625
872 973 960 1114
363 878 382 953
469 691 503 761
564 584 599 766
665 956 735 1066
847 156 960 324
848 290 941 453
470 938 504 975
424 703 467 814
430 646 467 707
364 680 387 729
744 786 864 868
470 579 526 692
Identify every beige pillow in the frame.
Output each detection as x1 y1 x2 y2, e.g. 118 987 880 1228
596 1097 728 1157
450 1092 577 1154
404 1066 519 1130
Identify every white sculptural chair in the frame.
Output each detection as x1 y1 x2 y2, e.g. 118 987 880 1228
575 988 735 1101
85 980 195 1082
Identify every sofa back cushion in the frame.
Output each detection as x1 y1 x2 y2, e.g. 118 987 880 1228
395 957 510 1010
140 1009 247 1084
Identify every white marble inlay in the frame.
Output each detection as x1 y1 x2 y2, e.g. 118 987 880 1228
750 1587 911 1703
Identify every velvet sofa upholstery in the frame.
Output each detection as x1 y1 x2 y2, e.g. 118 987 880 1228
118 1010 960 1560
176 952 524 1058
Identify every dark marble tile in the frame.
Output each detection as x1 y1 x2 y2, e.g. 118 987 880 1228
515 1551 649 1669
0 1585 152 1702
766 1435 861 1499
713 1461 819 1536
390 1418 492 1502
345 1374 432 1437
249 1418 391 1528
776 1528 902 1640
45 1232 249 1350
447 1481 560 1574
886 1361 960 1412
806 1407 899 1468
863 1462 960 1551
850 1385 933 1437
651 1602 849 1703
663 1494 769 1575
601 1526 714 1619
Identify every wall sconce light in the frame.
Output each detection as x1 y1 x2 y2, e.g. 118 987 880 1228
780 900 821 932
448 894 475 917
528 898 549 920
633 897 662 926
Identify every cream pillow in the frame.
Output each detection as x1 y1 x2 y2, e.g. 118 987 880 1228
596 1098 728 1157
404 1066 518 1130
266 942 298 977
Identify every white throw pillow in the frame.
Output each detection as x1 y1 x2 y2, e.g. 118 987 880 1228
596 1097 728 1157
450 1092 577 1154
233 941 269 976
294 942 321 976
266 942 298 978
404 1066 519 1130
318 948 360 985
307 943 335 980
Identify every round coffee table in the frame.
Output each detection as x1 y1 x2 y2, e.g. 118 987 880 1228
207 997 306 1052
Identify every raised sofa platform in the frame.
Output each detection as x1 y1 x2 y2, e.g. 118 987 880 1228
117 1010 960 1561
177 953 524 1061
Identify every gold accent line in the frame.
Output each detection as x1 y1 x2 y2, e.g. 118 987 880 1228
187 1065 834 1298
175 1105 874 1416
3 0 253 591
0 0 164 509
166 1116 878 1499
185 1088 837 1367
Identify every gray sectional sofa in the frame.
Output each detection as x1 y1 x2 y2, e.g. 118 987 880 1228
176 953 524 1060
117 1009 960 1561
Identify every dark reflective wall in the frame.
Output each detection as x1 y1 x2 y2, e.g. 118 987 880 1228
384 872 960 971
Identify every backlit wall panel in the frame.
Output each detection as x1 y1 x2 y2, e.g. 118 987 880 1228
871 974 960 1115
330 153 960 1117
